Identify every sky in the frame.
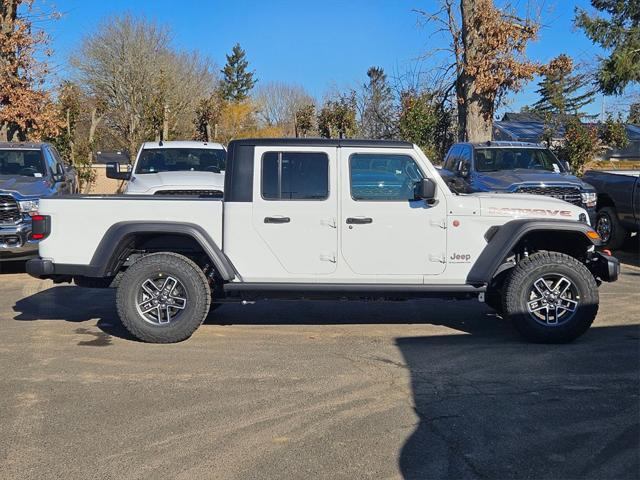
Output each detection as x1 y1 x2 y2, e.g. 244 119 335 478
44 0 627 118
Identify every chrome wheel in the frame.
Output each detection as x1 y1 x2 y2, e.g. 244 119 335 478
526 274 579 326
135 274 187 325
595 214 611 243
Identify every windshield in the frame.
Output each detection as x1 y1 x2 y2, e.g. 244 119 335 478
475 148 565 173
0 150 46 177
135 148 226 174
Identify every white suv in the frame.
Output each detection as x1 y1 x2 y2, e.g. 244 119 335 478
107 141 226 197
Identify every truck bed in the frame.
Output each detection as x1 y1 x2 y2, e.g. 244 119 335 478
38 195 223 266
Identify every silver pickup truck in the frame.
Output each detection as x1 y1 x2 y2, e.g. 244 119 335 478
0 142 78 261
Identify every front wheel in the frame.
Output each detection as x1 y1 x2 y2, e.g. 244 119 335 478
503 251 598 343
595 207 627 250
116 252 211 343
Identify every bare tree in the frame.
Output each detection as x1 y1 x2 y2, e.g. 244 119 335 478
71 14 216 156
254 82 315 135
417 0 543 142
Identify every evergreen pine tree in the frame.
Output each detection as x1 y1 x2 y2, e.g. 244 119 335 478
532 55 595 115
219 43 256 102
360 66 396 139
575 0 640 95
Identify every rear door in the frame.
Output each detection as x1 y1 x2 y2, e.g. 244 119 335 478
340 148 447 278
251 146 338 277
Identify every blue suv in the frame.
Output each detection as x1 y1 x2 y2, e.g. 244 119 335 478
439 141 597 222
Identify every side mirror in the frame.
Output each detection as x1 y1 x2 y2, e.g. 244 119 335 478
459 162 470 178
106 161 132 181
52 163 64 182
415 178 437 201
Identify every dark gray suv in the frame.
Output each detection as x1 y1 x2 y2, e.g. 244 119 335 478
0 142 78 261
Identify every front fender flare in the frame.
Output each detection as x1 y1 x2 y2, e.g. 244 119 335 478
466 219 600 286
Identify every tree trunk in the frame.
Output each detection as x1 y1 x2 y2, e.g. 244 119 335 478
205 122 212 142
66 108 75 161
0 0 19 141
162 103 169 141
459 0 494 142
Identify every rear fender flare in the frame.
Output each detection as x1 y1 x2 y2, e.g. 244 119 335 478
90 221 236 280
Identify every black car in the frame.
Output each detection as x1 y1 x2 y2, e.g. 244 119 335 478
439 141 597 222
582 169 640 249
0 142 78 261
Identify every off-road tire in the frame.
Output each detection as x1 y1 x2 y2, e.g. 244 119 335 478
74 276 114 288
116 252 211 343
503 251 598 343
596 207 627 250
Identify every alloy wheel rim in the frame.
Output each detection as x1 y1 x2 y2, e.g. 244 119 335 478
596 215 611 243
135 274 188 325
526 274 579 326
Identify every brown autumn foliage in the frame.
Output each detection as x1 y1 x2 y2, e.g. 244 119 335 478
418 0 543 142
0 0 61 141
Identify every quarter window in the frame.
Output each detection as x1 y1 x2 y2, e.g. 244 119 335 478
349 154 424 201
261 152 329 200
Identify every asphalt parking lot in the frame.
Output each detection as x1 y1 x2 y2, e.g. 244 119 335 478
0 254 638 479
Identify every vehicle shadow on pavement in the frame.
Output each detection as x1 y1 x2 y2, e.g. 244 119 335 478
12 285 138 342
13 285 516 342
613 236 640 269
396 324 640 480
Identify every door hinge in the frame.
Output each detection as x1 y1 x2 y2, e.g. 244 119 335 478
429 253 446 264
430 218 447 229
320 253 337 263
321 217 337 229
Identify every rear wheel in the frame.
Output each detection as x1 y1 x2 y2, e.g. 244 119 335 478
503 251 598 343
116 252 211 343
595 207 627 250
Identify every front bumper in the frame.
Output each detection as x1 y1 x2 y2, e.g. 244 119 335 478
0 219 38 261
587 251 620 283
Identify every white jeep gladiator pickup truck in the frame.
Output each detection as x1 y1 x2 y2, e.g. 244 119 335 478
26 139 619 344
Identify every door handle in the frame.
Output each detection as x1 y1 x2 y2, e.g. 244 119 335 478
264 216 291 224
346 217 373 224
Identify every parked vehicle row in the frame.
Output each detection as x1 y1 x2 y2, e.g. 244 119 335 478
26 138 619 344
0 142 78 261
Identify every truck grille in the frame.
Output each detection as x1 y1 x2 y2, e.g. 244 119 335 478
515 186 583 206
154 190 223 198
0 195 20 224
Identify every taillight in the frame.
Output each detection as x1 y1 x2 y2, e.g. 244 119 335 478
31 215 50 241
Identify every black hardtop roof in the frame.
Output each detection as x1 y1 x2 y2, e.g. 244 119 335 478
0 142 47 150
228 138 414 149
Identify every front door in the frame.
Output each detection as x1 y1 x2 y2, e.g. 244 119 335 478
252 147 338 277
340 148 447 277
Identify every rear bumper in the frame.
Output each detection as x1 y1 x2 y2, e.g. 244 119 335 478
588 252 620 283
26 258 94 280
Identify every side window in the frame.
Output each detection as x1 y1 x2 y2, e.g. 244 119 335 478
444 146 461 171
261 152 329 200
459 146 472 171
50 146 67 170
43 147 60 174
350 153 424 201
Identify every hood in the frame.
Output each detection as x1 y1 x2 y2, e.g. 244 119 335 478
0 175 50 197
125 171 225 194
474 169 589 191
476 192 588 222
